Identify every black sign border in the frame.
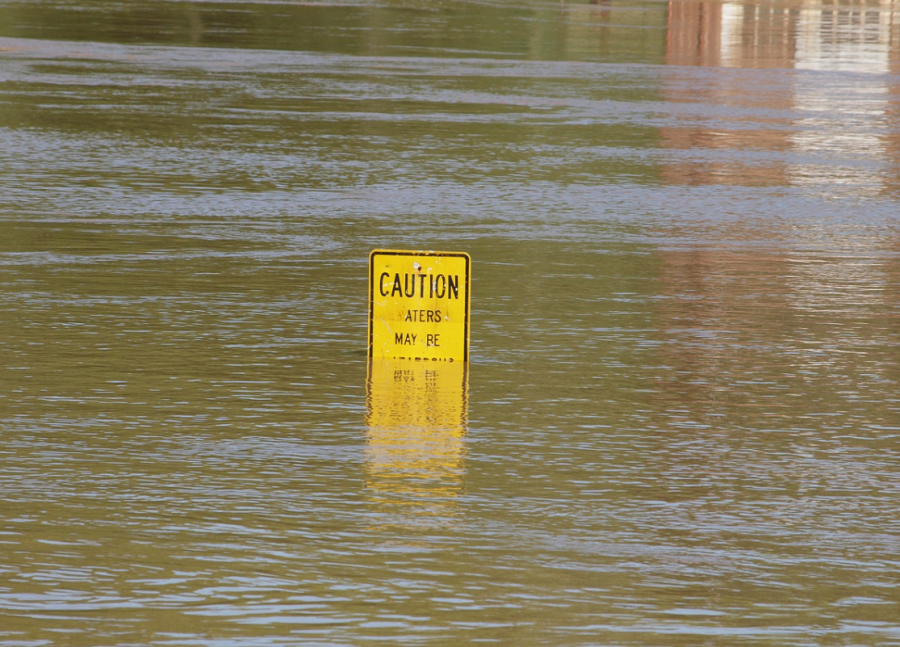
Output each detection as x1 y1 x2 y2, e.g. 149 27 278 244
368 249 471 362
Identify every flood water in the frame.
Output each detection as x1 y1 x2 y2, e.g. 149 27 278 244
2 0 900 645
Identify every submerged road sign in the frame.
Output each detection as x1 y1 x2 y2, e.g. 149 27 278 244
368 249 471 362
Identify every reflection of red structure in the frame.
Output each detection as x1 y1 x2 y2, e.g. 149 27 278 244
662 0 900 190
653 246 793 417
666 1 725 67
662 2 801 187
656 1 900 416
666 1 799 69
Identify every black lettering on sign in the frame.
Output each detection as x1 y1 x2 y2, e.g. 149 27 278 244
394 332 417 346
396 356 455 362
448 274 459 299
404 309 443 322
426 334 440 347
383 273 461 300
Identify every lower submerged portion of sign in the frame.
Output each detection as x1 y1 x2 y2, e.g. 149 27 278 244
368 249 471 362
388 355 460 362
365 359 469 524
366 359 469 430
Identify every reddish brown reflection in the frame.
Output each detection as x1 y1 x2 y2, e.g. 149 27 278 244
656 1 900 424
662 0 900 192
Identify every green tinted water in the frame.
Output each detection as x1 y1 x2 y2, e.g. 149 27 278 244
2 1 899 645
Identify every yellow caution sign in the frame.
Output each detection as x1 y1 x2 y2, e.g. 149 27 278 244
368 249 471 362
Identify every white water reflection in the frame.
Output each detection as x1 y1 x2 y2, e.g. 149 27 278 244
795 1 897 74
790 1 896 192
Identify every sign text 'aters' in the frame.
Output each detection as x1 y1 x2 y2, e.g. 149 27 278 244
368 250 471 362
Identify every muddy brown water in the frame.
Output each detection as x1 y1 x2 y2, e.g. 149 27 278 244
1 1 899 645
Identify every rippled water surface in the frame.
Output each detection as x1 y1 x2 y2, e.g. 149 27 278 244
2 0 900 645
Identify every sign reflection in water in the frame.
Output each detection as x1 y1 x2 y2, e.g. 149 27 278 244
365 360 468 527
